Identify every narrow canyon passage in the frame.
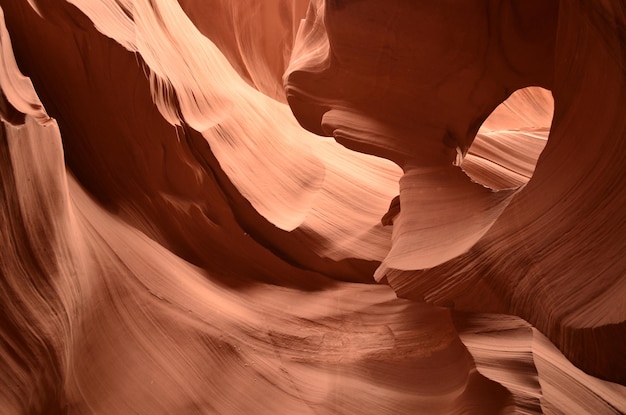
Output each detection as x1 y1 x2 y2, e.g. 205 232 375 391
0 1 624 414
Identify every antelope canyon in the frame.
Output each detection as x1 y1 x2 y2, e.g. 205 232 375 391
1 0 625 413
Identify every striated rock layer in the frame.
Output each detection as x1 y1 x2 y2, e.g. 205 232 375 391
0 0 624 414
285 0 626 385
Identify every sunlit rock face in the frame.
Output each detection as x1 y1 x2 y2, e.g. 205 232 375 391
0 0 624 414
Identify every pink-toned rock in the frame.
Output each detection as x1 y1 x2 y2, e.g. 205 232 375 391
0 0 624 413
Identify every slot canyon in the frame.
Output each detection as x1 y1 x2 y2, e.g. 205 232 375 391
0 0 625 413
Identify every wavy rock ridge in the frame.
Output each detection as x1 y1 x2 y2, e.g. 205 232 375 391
0 0 624 414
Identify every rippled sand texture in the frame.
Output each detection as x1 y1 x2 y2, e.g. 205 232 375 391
0 0 624 414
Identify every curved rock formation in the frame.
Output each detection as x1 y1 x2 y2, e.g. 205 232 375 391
0 0 624 414
285 0 626 385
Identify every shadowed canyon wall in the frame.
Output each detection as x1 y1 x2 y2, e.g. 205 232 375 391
0 0 624 414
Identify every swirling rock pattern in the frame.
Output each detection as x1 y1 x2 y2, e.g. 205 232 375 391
285 0 626 385
0 0 624 414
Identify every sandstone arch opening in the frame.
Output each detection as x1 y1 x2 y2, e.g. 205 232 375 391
460 87 554 191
